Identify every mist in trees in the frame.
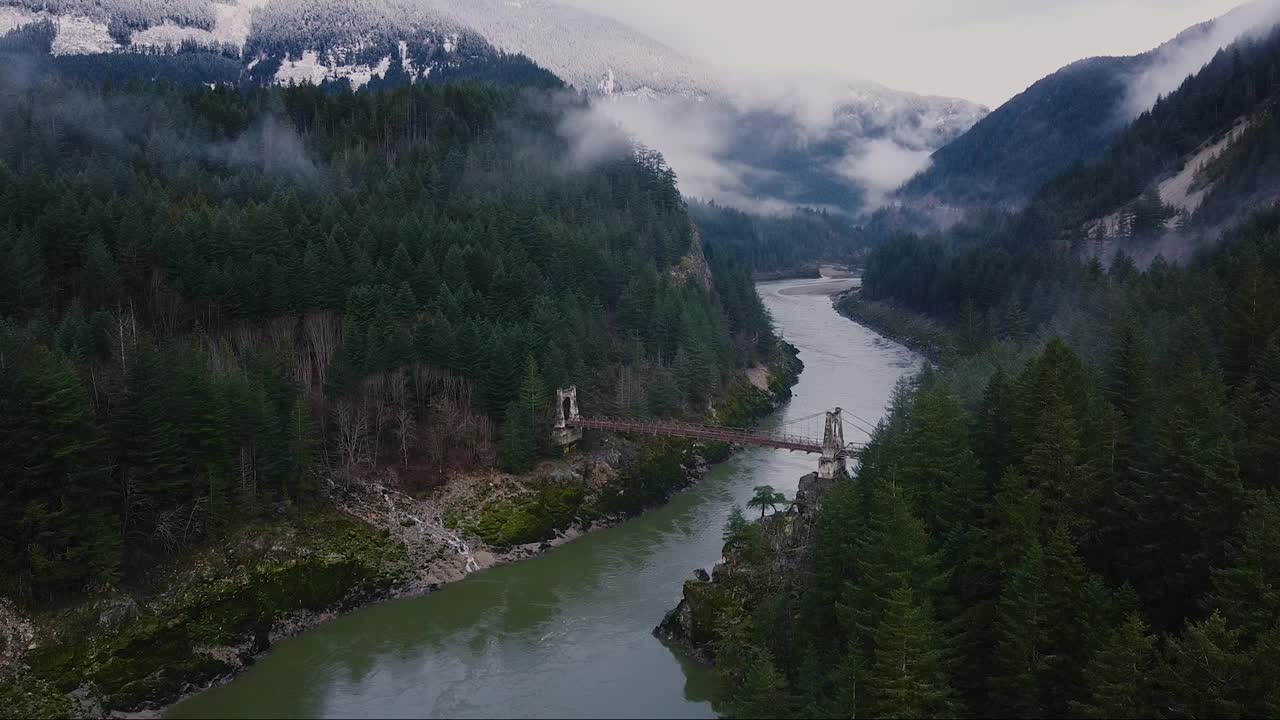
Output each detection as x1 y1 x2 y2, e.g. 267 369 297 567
0 67 775 603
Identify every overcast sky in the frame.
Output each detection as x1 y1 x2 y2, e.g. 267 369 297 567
561 0 1245 107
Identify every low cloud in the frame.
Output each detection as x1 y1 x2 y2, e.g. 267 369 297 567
833 139 933 210
0 61 320 185
222 117 319 183
589 94 770 208
571 90 967 215
557 101 633 170
1124 0 1280 118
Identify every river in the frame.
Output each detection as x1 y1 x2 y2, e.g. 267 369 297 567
168 276 921 719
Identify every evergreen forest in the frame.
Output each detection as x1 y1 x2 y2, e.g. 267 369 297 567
0 70 775 603
709 21 1280 718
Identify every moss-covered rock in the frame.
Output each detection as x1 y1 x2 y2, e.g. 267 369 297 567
24 507 409 714
0 673 75 720
462 482 590 549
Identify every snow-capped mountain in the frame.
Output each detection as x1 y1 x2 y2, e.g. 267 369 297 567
0 0 987 212
424 0 717 99
425 0 986 210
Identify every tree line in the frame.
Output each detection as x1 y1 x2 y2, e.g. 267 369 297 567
691 200 865 277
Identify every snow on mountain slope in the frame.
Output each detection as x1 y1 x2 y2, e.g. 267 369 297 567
130 0 268 50
0 0 986 213
424 0 715 98
0 5 116 54
423 0 985 211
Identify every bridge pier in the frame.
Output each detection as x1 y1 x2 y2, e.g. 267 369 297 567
817 408 847 480
553 386 583 447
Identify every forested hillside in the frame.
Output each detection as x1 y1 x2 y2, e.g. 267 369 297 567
897 54 1141 208
899 7 1275 212
690 201 864 277
0 68 774 603
1029 22 1280 240
701 10 1280 716
713 204 1280 718
856 21 1280 337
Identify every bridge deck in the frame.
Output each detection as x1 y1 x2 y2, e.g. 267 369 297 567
569 417 859 456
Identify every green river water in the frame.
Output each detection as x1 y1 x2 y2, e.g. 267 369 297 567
168 277 920 719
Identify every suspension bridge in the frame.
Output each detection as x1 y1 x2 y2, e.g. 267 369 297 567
551 387 874 479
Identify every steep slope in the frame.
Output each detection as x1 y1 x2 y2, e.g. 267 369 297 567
898 54 1141 209
900 1 1280 210
0 0 547 90
1025 21 1280 253
423 0 716 98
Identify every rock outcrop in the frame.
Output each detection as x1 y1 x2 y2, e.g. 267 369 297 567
654 470 838 663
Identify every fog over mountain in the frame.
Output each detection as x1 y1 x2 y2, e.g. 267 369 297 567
1122 0 1280 118
897 0 1280 214
0 0 988 214
424 0 988 213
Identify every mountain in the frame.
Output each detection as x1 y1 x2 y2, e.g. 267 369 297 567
0 0 549 89
899 1 1280 212
0 0 986 214
1025 19 1280 256
424 0 716 98
424 0 985 212
897 54 1142 210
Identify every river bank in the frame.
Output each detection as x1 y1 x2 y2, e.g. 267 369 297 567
752 263 858 283
134 276 918 720
0 344 803 720
834 288 954 363
654 470 835 665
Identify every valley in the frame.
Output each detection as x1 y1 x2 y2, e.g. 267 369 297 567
4 1 1280 718
163 276 919 719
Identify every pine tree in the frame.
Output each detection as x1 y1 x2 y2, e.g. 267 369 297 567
988 537 1046 718
1156 611 1247 719
904 383 984 542
1247 624 1280 718
865 586 957 719
1015 339 1096 532
975 367 1017 486
723 505 750 545
81 235 122 311
1225 245 1277 384
844 481 943 646
1104 315 1153 425
730 650 790 720
498 360 548 472
958 299 984 354
747 485 787 519
516 358 549 457
1208 491 1280 640
1001 299 1029 343
1074 612 1155 719
1038 524 1100 716
116 343 187 536
2 345 119 599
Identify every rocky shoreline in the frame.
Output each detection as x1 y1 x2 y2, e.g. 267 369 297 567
1 344 802 720
653 470 837 666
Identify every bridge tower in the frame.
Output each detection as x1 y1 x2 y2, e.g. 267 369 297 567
817 408 847 480
553 386 583 447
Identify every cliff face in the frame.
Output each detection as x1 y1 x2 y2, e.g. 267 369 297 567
671 225 713 292
654 471 835 661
